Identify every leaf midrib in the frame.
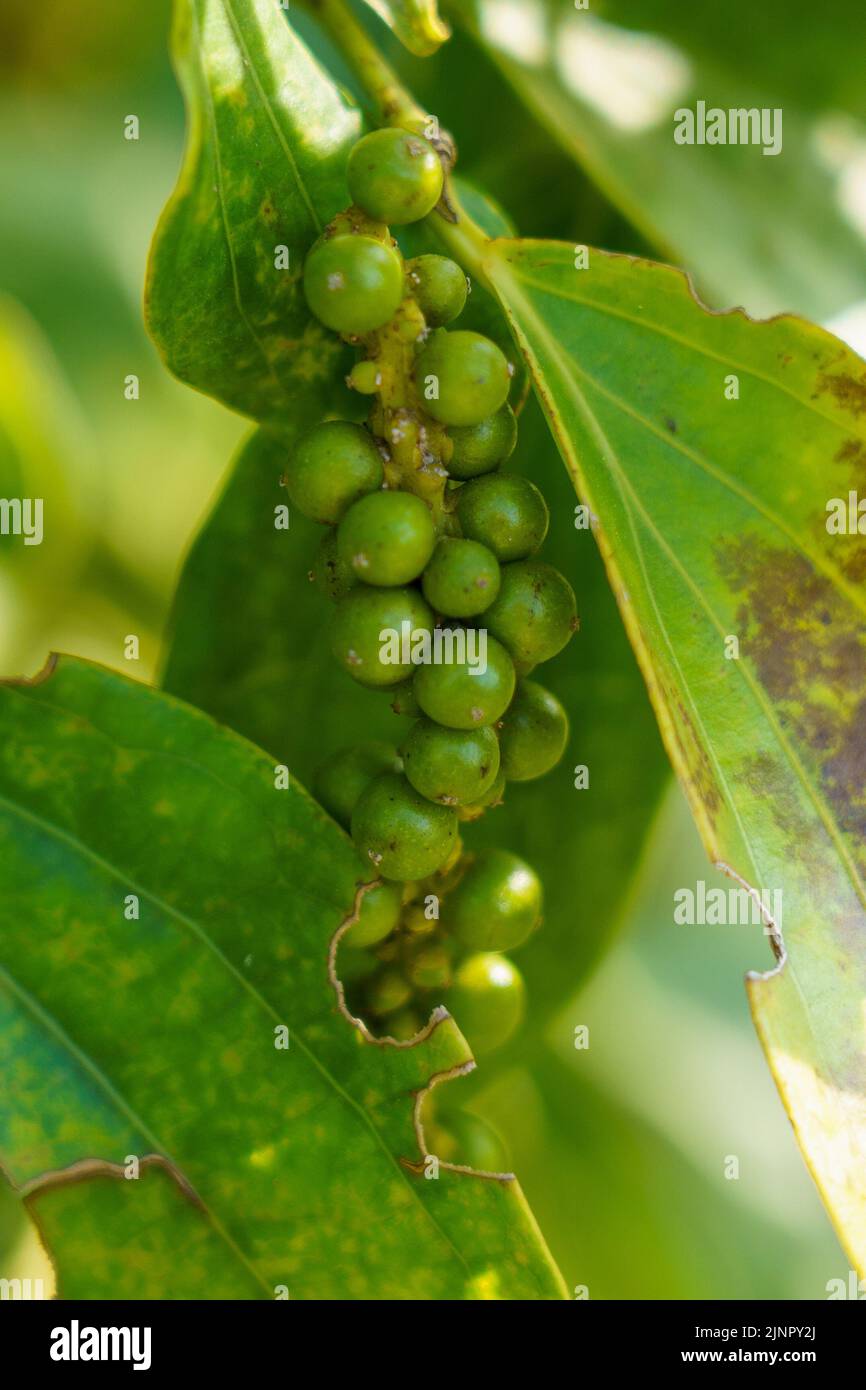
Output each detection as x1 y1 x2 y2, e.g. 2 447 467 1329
222 0 321 233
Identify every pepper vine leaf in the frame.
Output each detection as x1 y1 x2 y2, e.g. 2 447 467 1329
0 656 566 1299
482 236 866 1272
145 0 358 424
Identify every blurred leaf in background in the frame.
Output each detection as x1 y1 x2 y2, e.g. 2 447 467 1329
450 0 866 330
0 0 243 682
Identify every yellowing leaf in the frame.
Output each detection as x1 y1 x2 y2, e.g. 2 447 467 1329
483 236 866 1272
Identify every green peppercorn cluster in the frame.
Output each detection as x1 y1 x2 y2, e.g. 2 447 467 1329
289 126 576 1065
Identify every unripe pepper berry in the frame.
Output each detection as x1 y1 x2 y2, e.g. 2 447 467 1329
406 254 468 326
448 951 525 1054
347 129 443 226
421 536 500 617
331 586 433 687
456 472 548 561
413 632 515 728
365 966 413 1017
344 879 404 948
401 717 500 805
351 772 458 880
388 677 422 717
447 847 542 952
498 679 569 781
403 936 453 990
337 489 436 586
447 405 517 480
457 767 505 822
313 741 402 828
485 561 578 668
414 330 510 427
304 234 404 336
287 421 383 525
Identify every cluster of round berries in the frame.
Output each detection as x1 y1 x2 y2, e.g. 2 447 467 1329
287 126 576 1065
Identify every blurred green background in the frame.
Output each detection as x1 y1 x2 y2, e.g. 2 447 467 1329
3 0 865 1297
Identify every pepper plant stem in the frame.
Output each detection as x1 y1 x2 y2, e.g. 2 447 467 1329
301 0 494 285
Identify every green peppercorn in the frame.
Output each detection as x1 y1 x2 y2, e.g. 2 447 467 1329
304 234 404 336
351 772 458 880
331 586 433 688
414 330 510 426
347 129 443 225
287 421 383 525
313 741 402 828
344 879 404 948
499 679 569 781
365 966 413 1017
456 473 548 561
403 936 453 990
457 767 506 822
406 254 468 326
448 952 525 1054
413 632 515 728
448 848 542 952
337 489 436 586
485 561 578 668
421 537 501 617
388 677 422 717
402 902 436 936
401 717 500 805
447 405 517 480
348 359 382 394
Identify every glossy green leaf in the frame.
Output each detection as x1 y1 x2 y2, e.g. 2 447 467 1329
163 408 668 1024
0 656 565 1299
455 0 866 320
24 1160 264 1300
482 235 866 1271
362 0 450 56
145 0 358 423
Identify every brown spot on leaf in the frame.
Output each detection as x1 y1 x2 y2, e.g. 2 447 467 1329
817 370 866 418
716 536 866 853
834 438 866 469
